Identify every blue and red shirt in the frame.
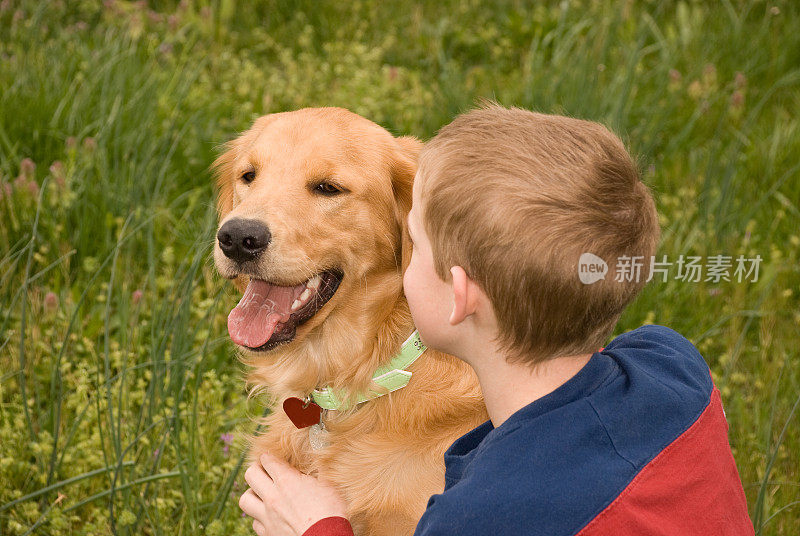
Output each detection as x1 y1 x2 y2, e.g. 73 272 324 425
303 324 754 535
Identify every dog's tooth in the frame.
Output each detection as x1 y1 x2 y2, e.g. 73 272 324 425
299 288 312 302
291 299 302 311
306 275 321 290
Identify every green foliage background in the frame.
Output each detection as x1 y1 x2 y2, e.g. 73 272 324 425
1 0 798 534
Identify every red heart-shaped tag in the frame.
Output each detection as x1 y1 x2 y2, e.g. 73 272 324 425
283 397 322 429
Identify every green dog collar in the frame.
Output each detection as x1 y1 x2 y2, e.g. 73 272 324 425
311 330 427 410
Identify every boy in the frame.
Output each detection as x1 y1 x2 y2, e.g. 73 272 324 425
239 103 755 535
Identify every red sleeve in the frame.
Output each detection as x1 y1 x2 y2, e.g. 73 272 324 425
302 516 355 536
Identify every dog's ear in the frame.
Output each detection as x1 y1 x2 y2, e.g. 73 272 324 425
390 135 423 274
210 139 238 222
211 115 278 222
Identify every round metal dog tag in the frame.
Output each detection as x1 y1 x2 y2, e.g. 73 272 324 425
308 422 330 450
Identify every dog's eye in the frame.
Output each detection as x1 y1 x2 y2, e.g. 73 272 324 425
314 182 341 196
241 171 256 184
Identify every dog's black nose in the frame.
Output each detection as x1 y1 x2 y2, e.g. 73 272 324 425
217 218 271 264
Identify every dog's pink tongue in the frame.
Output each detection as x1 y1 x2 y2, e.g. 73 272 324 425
227 279 295 348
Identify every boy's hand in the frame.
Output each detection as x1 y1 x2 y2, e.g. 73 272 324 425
239 452 349 536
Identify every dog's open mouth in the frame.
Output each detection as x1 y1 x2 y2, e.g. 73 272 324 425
227 269 343 352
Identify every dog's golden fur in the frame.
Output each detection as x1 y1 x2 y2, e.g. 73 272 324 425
213 107 487 536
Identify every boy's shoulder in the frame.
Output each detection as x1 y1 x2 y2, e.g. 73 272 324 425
414 324 753 536
602 323 714 408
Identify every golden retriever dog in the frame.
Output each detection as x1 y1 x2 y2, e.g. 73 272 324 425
212 107 487 536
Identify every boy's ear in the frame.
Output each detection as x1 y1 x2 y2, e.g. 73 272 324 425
390 135 423 275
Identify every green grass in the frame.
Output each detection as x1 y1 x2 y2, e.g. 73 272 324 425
1 0 798 534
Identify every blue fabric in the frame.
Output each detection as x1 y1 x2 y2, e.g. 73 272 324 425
412 324 714 536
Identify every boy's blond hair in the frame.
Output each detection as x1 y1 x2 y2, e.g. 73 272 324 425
416 102 661 367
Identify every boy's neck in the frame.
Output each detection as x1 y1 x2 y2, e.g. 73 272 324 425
470 350 593 428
